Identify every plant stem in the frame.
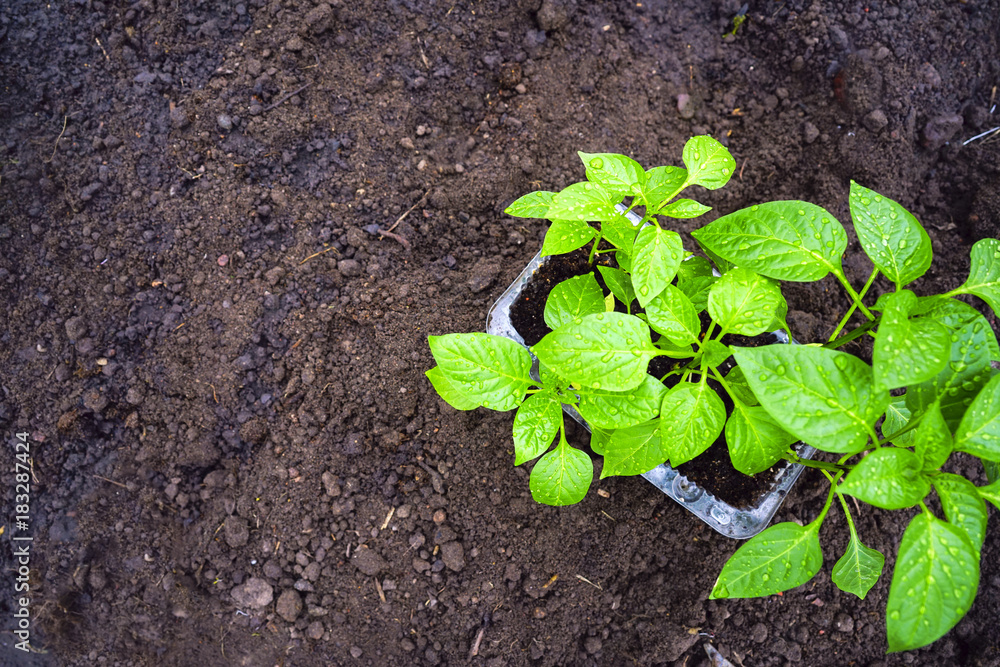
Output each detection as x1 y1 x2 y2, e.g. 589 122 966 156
834 270 876 321
785 450 852 473
836 491 860 539
822 317 879 350
587 233 604 264
828 268 880 342
809 469 844 529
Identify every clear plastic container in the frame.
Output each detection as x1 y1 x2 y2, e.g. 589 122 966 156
486 209 815 538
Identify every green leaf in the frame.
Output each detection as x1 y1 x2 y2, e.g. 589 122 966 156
725 366 758 405
726 400 797 475
913 400 952 470
543 274 607 330
709 522 822 598
886 513 979 653
645 284 701 346
708 267 786 337
659 381 726 466
831 531 885 600
601 211 641 252
658 198 711 219
547 181 622 222
631 225 684 307
692 201 847 282
532 312 660 392
600 419 666 477
839 448 931 510
882 394 915 446
907 299 1000 429
934 473 988 552
848 181 932 287
590 426 612 456
512 392 562 465
579 152 645 199
597 265 636 309
955 237 1000 316
506 190 556 218
700 244 734 275
701 340 731 369
577 374 666 429
642 165 687 210
681 135 736 191
733 345 888 454
529 440 593 506
426 366 481 410
953 373 1000 462
541 218 597 257
985 460 999 484
428 333 533 411
978 478 1000 510
677 275 717 312
872 290 950 393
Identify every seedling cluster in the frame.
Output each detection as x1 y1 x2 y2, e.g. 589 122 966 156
426 136 1000 652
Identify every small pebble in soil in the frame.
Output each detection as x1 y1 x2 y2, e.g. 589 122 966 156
217 254 229 267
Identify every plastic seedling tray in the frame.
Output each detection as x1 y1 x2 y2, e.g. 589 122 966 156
486 208 815 539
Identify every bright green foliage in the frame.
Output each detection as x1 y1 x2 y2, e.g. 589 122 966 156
543 273 606 330
645 284 701 346
724 366 758 406
676 255 717 311
632 225 684 307
733 345 888 454
872 290 950 392
659 198 711 219
642 165 687 210
429 142 1000 656
428 333 533 411
425 366 481 410
547 181 623 222
709 522 822 598
953 373 1000 461
913 400 952 471
512 392 562 465
692 201 847 282
978 478 1000 510
848 181 932 287
577 374 665 430
505 190 555 218
955 237 1000 315
681 135 736 191
882 395 915 446
886 513 979 652
907 300 999 428
707 267 785 337
701 340 731 369
541 218 596 257
529 437 593 506
839 448 930 510
934 473 988 552
726 401 797 475
831 530 884 600
532 312 660 392
601 419 666 477
598 266 635 310
659 381 726 465
578 152 646 199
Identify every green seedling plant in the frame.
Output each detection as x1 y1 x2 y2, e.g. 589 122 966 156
426 137 1000 653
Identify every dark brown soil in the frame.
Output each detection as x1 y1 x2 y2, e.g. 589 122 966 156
2 1 1000 666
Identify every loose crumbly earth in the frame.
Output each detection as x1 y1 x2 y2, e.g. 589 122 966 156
1 1 999 666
